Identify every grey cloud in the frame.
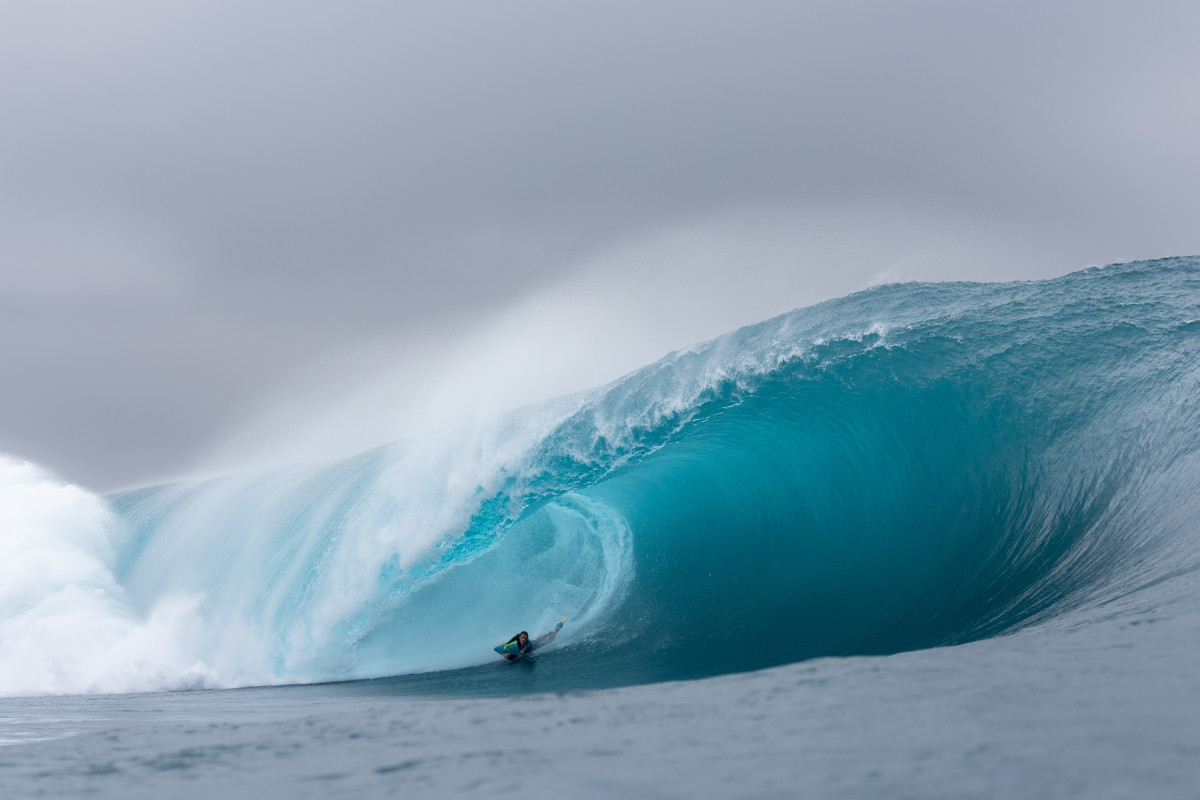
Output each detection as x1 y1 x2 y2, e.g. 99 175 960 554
1 1 1198 489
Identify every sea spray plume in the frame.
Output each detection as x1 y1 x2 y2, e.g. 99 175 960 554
0 456 236 695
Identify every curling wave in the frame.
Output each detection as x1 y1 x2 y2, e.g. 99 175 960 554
4 256 1200 696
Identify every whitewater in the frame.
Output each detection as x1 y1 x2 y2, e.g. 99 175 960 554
1 257 1199 797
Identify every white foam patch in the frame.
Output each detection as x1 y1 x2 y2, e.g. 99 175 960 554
0 455 231 696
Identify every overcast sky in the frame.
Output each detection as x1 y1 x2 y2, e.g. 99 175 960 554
3 1 1199 490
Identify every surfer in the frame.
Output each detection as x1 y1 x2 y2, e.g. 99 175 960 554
500 631 533 661
498 619 565 661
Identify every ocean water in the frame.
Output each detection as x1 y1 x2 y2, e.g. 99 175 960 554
2 257 1199 797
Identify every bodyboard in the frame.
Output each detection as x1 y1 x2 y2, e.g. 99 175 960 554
494 640 521 657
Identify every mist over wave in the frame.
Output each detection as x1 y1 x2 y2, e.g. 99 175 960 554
3 256 1199 697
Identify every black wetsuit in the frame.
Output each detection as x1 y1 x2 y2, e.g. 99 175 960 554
503 632 533 660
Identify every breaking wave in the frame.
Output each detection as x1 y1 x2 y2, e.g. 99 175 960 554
3 256 1200 695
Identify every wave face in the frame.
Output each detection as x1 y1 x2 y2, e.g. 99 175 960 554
5 257 1200 696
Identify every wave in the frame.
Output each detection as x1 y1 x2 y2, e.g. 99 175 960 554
3 256 1200 696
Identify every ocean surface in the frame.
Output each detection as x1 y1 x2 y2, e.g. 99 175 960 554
2 257 1199 797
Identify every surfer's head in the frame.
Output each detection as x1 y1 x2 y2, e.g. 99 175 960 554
517 632 529 646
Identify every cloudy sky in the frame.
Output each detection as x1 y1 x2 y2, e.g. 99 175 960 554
3 1 1199 490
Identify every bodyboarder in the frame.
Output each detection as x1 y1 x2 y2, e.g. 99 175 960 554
497 619 565 661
